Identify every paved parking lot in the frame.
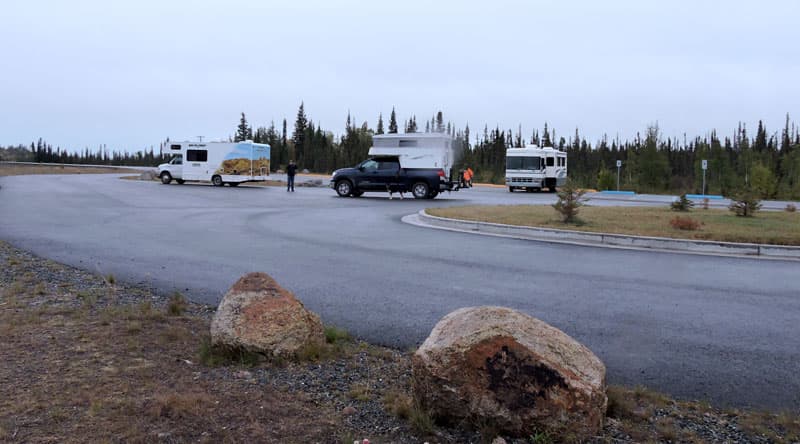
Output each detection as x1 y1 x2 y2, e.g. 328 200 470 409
1 173 798 410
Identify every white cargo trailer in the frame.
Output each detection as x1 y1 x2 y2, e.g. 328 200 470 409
505 145 567 192
157 141 270 187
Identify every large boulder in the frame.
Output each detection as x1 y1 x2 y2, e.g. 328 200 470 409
412 306 607 439
210 272 324 357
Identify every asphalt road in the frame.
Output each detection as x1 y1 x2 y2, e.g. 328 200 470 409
1 174 798 411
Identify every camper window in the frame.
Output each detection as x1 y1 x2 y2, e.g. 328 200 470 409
546 157 555 167
170 144 181 150
187 149 208 162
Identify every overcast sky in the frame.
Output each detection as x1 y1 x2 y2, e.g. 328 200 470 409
2 0 799 151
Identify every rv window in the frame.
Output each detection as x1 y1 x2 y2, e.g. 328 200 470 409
546 157 555 167
506 156 541 170
398 140 418 147
170 144 181 150
187 149 208 162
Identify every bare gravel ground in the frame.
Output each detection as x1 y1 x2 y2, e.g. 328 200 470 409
1 241 797 443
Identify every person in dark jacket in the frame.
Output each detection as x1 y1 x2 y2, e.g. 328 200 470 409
286 160 297 192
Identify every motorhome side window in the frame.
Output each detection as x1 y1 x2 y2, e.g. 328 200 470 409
546 157 555 167
187 149 208 162
506 157 540 170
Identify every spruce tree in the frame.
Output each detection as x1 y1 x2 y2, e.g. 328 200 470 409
235 112 251 142
436 111 444 132
376 113 384 135
388 107 398 134
292 102 308 165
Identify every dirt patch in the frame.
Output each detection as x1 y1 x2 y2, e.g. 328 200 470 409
1 241 796 443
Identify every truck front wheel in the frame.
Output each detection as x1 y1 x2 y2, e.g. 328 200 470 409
412 182 430 199
212 175 223 187
160 172 172 184
335 179 353 197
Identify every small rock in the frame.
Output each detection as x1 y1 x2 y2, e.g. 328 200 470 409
342 405 357 416
491 438 507 444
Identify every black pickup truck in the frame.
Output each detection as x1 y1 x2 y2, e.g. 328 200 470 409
330 156 456 199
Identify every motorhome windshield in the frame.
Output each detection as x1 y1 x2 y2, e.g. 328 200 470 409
506 156 541 170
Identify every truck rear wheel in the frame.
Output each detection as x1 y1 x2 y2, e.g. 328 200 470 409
160 172 172 184
335 180 353 197
412 182 430 199
212 175 223 187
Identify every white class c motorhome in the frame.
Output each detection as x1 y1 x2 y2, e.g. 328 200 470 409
505 145 567 192
157 141 270 187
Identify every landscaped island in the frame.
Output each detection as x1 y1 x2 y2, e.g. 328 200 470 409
426 205 800 246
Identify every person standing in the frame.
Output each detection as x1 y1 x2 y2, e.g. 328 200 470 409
286 160 297 192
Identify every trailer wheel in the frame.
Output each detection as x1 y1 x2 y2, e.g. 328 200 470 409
160 172 172 184
412 182 430 199
212 175 224 187
176 179 185 184
335 179 353 197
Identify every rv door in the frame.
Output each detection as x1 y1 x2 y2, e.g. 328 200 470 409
184 148 209 180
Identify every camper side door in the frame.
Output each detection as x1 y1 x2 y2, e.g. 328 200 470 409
184 149 209 180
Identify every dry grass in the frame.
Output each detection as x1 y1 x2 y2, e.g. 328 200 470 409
0 163 138 176
428 205 800 245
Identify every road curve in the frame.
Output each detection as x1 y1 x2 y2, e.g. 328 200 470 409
1 174 798 411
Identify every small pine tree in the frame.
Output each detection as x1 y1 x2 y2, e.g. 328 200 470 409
597 168 615 191
552 179 587 223
670 194 694 211
729 189 762 217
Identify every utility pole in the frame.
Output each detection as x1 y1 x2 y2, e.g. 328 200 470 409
616 160 622 191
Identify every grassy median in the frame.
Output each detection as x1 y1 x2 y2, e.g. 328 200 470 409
427 205 800 246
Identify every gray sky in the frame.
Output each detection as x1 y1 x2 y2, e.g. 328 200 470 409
2 0 799 151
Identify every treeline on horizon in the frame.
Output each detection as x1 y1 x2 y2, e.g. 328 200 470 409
2 103 800 199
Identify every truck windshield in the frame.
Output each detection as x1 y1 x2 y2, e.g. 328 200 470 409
506 156 540 170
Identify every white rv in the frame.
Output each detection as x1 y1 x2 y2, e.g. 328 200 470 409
157 141 270 187
369 133 457 181
505 145 567 192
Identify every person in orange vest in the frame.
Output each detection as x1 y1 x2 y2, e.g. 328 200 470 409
461 168 470 188
466 167 474 187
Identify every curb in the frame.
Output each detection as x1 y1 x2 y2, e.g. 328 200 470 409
409 210 800 261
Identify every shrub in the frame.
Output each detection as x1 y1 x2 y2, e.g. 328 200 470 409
552 179 587 223
670 194 694 211
786 203 797 213
702 197 710 210
669 216 701 231
729 189 762 217
596 168 615 191
167 291 188 316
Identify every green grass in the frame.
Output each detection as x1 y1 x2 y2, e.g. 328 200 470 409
427 205 800 245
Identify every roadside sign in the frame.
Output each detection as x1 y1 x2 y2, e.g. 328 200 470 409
702 160 708 170
616 160 622 168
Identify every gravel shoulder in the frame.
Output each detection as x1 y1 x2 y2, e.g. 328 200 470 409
1 241 797 443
